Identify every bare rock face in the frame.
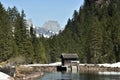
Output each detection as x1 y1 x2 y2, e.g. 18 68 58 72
26 19 62 38
36 20 62 38
41 20 61 33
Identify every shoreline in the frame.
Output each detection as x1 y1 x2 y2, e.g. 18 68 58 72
15 65 56 80
79 65 120 73
14 62 120 79
15 71 44 80
79 62 120 72
22 72 44 80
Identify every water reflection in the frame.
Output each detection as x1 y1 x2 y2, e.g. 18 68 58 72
79 72 120 80
37 72 120 80
60 72 80 80
37 72 80 80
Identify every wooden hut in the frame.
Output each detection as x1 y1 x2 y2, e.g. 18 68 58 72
61 53 79 66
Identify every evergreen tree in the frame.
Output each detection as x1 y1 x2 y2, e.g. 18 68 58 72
0 3 13 61
49 0 120 63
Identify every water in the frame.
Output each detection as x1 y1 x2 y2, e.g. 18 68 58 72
37 72 120 80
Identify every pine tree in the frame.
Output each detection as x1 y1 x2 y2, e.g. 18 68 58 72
0 3 13 61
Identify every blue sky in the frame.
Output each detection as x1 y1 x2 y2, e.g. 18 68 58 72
0 0 84 28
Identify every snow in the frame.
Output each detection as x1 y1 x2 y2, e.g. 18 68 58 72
36 34 39 37
98 63 111 67
0 72 10 80
23 62 61 67
21 62 120 69
110 62 120 67
43 34 50 38
98 62 120 68
79 62 120 68
24 62 120 68
49 62 61 66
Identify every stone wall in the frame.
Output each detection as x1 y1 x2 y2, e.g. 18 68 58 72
35 66 57 73
79 65 120 72
15 66 57 80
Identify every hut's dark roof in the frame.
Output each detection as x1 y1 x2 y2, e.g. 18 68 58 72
61 53 79 59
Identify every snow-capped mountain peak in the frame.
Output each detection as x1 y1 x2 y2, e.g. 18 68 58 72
26 19 62 38
35 20 62 38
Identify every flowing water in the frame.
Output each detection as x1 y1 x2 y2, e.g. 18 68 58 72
37 72 120 80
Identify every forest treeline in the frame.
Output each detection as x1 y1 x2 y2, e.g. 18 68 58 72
0 0 120 64
0 3 47 64
46 0 120 63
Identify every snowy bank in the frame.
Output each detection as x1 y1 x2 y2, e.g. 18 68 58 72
23 62 120 68
98 62 120 68
0 72 14 80
79 62 120 72
79 62 120 68
23 62 61 67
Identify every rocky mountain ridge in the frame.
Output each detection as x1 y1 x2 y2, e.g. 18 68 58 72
26 19 62 38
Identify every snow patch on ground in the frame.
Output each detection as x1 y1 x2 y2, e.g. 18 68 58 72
0 72 11 80
23 62 61 67
49 62 61 66
24 62 120 68
98 62 120 68
79 62 120 68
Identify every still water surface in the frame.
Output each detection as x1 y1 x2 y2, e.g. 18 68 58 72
37 72 120 80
